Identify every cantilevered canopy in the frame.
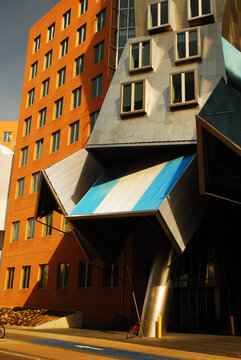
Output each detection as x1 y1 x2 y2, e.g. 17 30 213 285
196 78 241 203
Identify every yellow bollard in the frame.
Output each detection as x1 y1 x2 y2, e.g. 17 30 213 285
158 315 162 338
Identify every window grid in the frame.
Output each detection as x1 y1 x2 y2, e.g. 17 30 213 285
35 139 43 160
96 8 106 32
75 54 84 76
78 261 92 288
6 267 15 290
42 78 49 97
92 74 103 98
39 264 49 289
58 67 66 87
39 108 46 128
80 0 88 15
27 218 35 239
22 266 31 289
48 23 55 41
94 41 104 64
3 131 12 143
70 121 79 144
118 0 135 60
52 130 60 152
17 178 25 198
12 221 20 243
32 172 40 193
63 9 71 29
60 38 68 57
21 146 28 166
43 212 53 236
73 87 82 109
45 50 52 69
55 98 63 118
28 88 35 106
31 61 38 79
57 263 69 289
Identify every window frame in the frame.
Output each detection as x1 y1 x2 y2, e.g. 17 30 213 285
16 178 25 198
42 78 50 97
60 38 69 58
35 138 43 160
103 261 118 288
78 261 92 288
69 120 79 144
120 79 146 118
34 35 41 53
39 264 49 289
75 54 84 76
51 130 60 152
129 39 152 73
11 221 20 243
147 0 171 34
92 74 103 98
6 267 15 290
175 27 201 64
27 88 35 106
80 0 88 15
169 69 198 108
63 9 71 29
77 24 86 45
24 117 31 136
26 217 35 240
39 108 46 128
94 40 105 64
55 98 63 119
57 262 69 289
3 131 12 143
21 266 31 289
43 212 53 237
45 50 53 69
48 23 55 41
58 67 66 87
89 110 100 134
96 8 106 32
72 86 82 109
32 171 40 193
20 146 28 166
188 0 214 25
31 61 38 79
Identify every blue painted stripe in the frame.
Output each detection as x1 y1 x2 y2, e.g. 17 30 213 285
28 339 177 360
133 155 195 211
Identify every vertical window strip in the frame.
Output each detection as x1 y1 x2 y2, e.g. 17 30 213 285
32 172 40 193
12 221 20 242
17 178 25 198
39 108 46 127
39 264 49 289
6 267 15 289
57 263 69 289
27 218 35 239
73 87 82 108
70 121 79 144
75 55 84 76
22 266 31 289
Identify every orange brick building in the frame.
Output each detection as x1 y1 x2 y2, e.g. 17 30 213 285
0 0 128 326
0 121 18 151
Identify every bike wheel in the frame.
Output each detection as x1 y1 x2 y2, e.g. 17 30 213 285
0 324 5 339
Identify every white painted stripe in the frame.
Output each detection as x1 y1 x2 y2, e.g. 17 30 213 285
94 162 167 214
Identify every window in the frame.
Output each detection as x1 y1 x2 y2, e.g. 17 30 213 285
121 80 146 116
55 98 63 119
16 178 25 198
188 0 213 23
78 261 91 288
35 139 43 160
118 0 135 60
75 54 84 76
45 50 52 69
63 9 71 29
73 86 82 109
70 120 79 144
147 1 170 33
77 24 86 45
28 88 35 106
90 110 99 133
32 172 40 193
43 212 53 236
31 61 38 79
92 74 102 98
96 8 106 32
24 117 31 136
34 35 40 53
103 261 118 288
80 0 88 15
94 41 104 64
62 217 71 233
22 266 31 289
42 78 49 97
51 130 60 152
2 131 12 143
11 221 20 243
6 268 15 290
20 146 28 166
27 218 35 239
39 108 46 128
48 23 55 41
175 28 201 63
129 40 151 72
39 264 49 289
57 262 69 289
170 70 198 108
60 38 68 57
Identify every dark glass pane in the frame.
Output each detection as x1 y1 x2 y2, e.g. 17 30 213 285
142 41 150 66
185 72 195 101
129 0 134 7
191 0 199 17
134 82 143 110
131 43 139 68
189 30 198 56
177 32 186 59
129 9 135 27
172 74 182 103
161 1 168 24
202 0 210 14
120 9 127 27
150 4 158 27
128 27 135 39
123 84 131 112
120 0 128 8
119 29 127 47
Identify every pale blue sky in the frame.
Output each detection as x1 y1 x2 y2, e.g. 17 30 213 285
0 0 60 121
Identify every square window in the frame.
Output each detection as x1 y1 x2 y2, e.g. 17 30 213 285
31 61 38 79
3 131 12 143
60 38 68 57
92 74 103 98
188 0 213 24
175 28 201 63
75 54 84 76
129 40 152 72
63 9 71 29
78 261 91 288
34 35 40 53
120 80 146 117
28 88 35 106
51 130 60 152
16 178 25 198
27 218 35 239
96 8 106 32
20 146 28 166
73 86 82 109
42 78 49 97
170 70 198 108
48 23 55 41
77 24 86 45
45 50 52 69
89 110 99 133
80 0 88 15
39 108 46 128
70 120 79 144
32 172 40 193
22 266 31 289
58 67 66 87
103 261 118 288
57 262 69 289
6 267 15 290
39 264 49 289
24 117 31 136
35 139 43 160
94 40 104 64
43 212 53 236
11 221 20 243
147 1 170 33
55 98 63 119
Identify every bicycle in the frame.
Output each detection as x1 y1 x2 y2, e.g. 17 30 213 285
127 320 143 339
0 324 5 339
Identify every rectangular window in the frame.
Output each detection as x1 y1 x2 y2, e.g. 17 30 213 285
24 117 31 136
42 78 50 97
62 217 71 233
58 67 66 87
32 172 40 193
43 212 53 236
75 54 84 76
90 110 99 133
148 1 169 32
31 61 38 79
6 267 15 290
34 35 40 53
17 178 25 198
73 86 82 109
35 139 43 160
60 38 68 57
188 0 212 20
39 264 49 289
28 88 35 106
170 70 198 108
121 80 145 116
48 23 55 41
175 28 200 63
55 98 63 119
130 40 151 72
77 24 86 45
22 266 31 289
96 8 106 32
78 261 91 288
103 261 118 288
12 221 20 243
80 0 88 15
3 131 12 143
20 146 28 166
94 40 104 64
51 130 60 152
39 108 46 128
27 218 35 239
57 262 69 289
63 9 71 29
45 50 52 69
92 74 103 98
70 120 79 144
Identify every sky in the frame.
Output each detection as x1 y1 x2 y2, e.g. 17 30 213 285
0 0 60 121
